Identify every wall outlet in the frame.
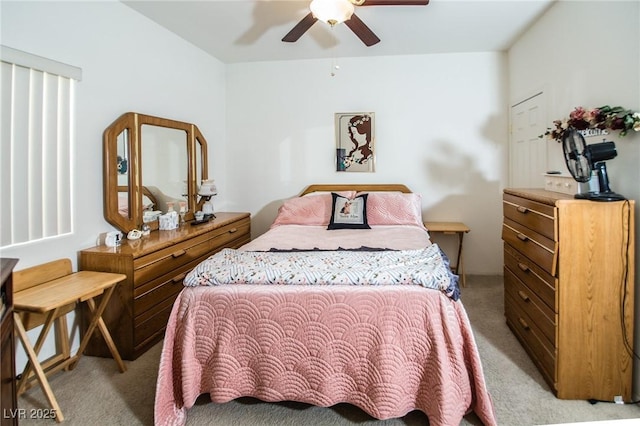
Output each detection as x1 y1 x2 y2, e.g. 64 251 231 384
614 395 624 404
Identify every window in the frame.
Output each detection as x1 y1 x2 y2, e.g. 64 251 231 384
0 45 82 247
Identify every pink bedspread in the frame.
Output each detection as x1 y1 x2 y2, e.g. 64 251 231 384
154 284 497 425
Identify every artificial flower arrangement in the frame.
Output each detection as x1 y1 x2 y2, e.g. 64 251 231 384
541 105 640 143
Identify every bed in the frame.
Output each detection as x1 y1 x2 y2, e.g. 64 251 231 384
117 185 158 216
154 184 497 426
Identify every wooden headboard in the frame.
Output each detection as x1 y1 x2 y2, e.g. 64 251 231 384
300 184 412 196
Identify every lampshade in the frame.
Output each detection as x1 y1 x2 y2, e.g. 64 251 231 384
310 0 355 26
198 179 217 197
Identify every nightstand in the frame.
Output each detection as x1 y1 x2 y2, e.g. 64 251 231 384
424 222 470 287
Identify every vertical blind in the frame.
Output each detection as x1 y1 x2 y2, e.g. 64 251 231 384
0 46 82 247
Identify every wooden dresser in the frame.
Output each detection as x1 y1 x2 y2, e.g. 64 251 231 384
79 212 250 360
1 258 19 426
502 188 635 401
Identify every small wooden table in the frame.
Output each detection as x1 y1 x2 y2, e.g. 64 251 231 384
424 222 470 287
13 268 127 422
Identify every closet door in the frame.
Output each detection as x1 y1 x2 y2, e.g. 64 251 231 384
510 92 547 187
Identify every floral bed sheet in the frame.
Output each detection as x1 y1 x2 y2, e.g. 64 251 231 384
183 244 458 300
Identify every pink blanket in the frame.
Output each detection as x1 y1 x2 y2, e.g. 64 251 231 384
154 284 497 425
240 224 431 252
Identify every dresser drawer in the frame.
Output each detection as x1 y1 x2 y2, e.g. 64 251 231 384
504 244 556 311
205 217 251 251
504 194 556 240
505 267 556 346
133 219 250 286
505 294 556 387
134 294 176 349
133 220 250 320
502 218 557 274
133 266 187 318
133 233 214 286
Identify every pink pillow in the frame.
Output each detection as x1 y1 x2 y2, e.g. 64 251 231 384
364 192 424 226
271 191 355 227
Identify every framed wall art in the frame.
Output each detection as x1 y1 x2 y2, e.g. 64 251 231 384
335 112 375 172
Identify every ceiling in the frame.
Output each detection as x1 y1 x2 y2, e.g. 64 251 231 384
123 0 555 64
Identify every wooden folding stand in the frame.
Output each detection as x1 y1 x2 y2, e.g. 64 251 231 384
12 259 126 422
424 222 471 287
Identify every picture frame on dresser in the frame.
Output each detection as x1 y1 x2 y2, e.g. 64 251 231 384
502 188 635 402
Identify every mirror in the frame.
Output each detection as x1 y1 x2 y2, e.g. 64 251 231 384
141 125 188 214
115 128 131 218
103 112 208 233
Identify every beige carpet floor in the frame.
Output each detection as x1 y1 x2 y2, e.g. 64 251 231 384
15 275 640 425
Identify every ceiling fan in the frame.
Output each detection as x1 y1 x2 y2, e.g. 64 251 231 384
282 0 430 47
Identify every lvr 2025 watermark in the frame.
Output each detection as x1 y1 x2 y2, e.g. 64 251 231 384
3 408 57 420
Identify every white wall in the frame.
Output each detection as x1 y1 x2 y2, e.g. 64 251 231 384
0 0 226 367
225 52 509 275
509 0 640 398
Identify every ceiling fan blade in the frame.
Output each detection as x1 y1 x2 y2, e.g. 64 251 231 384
345 14 381 46
361 0 429 6
282 13 318 43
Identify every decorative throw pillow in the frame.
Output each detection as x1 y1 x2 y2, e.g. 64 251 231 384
327 193 371 230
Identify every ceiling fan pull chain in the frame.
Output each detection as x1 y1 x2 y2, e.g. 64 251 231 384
330 59 340 77
330 43 340 77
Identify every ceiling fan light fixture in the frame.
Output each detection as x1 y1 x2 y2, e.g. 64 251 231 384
310 0 355 26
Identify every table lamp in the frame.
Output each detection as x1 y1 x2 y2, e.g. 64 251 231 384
198 179 217 218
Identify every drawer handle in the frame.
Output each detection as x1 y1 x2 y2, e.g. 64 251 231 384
172 273 186 283
516 206 529 214
517 262 530 272
228 228 238 234
518 317 530 330
172 249 186 258
518 290 530 302
516 233 529 242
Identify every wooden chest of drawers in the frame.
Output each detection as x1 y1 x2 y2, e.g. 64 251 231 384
502 189 635 401
79 212 251 360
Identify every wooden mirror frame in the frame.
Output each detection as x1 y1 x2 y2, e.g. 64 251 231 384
103 112 208 233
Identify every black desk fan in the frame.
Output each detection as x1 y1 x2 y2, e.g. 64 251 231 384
562 127 626 201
